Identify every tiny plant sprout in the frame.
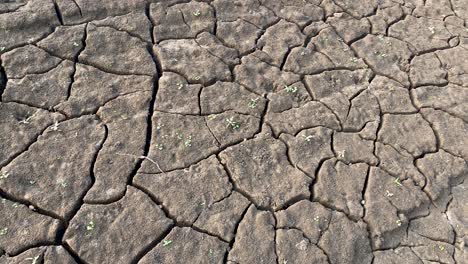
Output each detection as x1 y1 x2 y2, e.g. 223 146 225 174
194 76 201 81
208 114 217 120
302 135 314 142
248 98 259 109
0 227 8 236
0 171 9 179
73 42 80 47
438 245 445 251
386 190 394 197
25 256 40 264
155 144 164 151
193 10 201 16
208 248 214 256
350 57 359 63
184 135 193 147
177 82 185 90
226 117 241 130
396 219 402 227
393 178 402 187
50 121 59 131
284 85 298 93
162 239 173 247
86 221 95 231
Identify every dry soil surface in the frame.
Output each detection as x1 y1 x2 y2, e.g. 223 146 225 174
0 0 467 264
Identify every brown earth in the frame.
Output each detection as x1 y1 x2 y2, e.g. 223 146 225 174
0 0 467 263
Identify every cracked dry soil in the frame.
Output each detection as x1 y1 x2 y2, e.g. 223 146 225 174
0 0 467 263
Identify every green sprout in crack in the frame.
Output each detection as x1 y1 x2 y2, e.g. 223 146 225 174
0 171 9 179
396 219 402 227
155 144 164 151
50 121 60 131
25 256 40 264
350 57 359 63
284 85 298 93
226 117 241 130
248 98 259 109
393 177 402 187
0 227 8 236
207 114 217 120
193 10 201 17
86 221 95 232
162 239 173 247
176 82 186 90
184 135 193 147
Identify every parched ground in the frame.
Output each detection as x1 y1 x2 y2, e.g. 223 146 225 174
0 0 467 263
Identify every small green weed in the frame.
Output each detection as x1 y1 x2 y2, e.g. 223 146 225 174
248 98 259 109
226 117 240 130
86 221 95 231
162 239 173 247
284 85 298 93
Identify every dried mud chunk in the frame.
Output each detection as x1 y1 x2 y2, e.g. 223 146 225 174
205 111 260 148
219 135 311 210
283 46 335 74
193 191 250 242
200 82 266 118
257 20 305 67
155 37 231 85
64 187 173 264
37 24 86 60
327 12 371 43
421 108 468 159
140 227 228 264
369 76 417 113
0 246 77 264
0 102 64 166
92 11 152 42
267 81 312 113
55 64 153 117
140 112 218 172
318 212 373 264
135 156 232 224
228 205 276 263
403 231 456 264
369 5 404 35
0 0 59 50
314 159 368 219
217 20 262 55
311 27 366 69
352 35 414 86
305 69 372 99
334 132 378 165
56 0 147 25
413 0 454 19
0 116 106 219
365 167 429 249
389 16 451 53
447 181 468 240
151 2 214 43
375 142 425 187
333 0 377 17
265 101 340 136
212 0 277 28
410 210 455 244
276 201 332 244
84 92 151 203
373 247 423 264
155 72 201 115
280 127 334 178
276 229 328 264
436 46 468 86
378 114 437 157
195 32 239 66
343 89 380 131
2 45 62 79
411 85 468 122
0 199 61 255
260 0 323 28
409 53 447 87
235 54 300 94
3 60 74 109
416 150 467 207
79 25 155 76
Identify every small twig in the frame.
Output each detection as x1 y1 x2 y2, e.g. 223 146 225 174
115 153 166 175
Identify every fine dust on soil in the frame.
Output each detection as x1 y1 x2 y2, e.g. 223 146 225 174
0 0 467 263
